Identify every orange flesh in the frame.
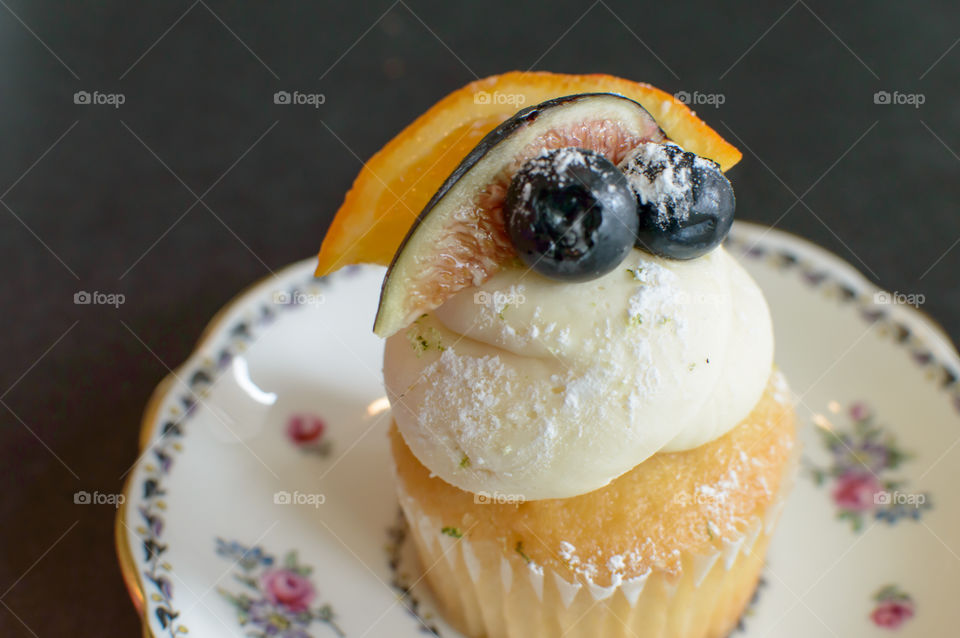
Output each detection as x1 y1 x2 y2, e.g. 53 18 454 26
402 118 662 325
338 116 506 271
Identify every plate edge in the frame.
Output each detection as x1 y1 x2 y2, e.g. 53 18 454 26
114 259 324 638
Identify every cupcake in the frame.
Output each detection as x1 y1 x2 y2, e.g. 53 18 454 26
317 73 797 638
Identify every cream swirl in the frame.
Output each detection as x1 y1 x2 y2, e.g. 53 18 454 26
383 246 773 499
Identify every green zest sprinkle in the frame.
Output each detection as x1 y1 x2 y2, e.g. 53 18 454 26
688 363 696 371
406 325 445 357
441 527 462 539
515 541 531 563
459 454 470 468
706 521 720 541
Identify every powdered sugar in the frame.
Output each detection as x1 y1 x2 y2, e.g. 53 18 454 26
625 261 686 335
558 541 578 563
513 147 619 209
552 146 590 173
416 349 518 468
606 554 626 573
619 142 717 228
771 369 793 406
411 324 664 486
553 540 655 584
471 298 560 351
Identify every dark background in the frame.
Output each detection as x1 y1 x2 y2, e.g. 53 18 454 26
1 1 957 635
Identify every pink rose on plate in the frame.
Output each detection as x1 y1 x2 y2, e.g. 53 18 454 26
871 599 915 629
832 472 882 511
849 401 870 421
286 414 325 445
261 568 315 612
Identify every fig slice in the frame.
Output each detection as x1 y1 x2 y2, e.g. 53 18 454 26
373 93 666 338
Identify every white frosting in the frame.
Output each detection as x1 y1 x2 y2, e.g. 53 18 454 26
383 246 773 499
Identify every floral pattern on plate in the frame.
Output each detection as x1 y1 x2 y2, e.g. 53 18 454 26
137 418 186 636
216 537 345 637
286 413 333 456
870 584 915 630
807 401 932 531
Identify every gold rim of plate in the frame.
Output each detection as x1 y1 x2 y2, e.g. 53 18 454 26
114 265 302 638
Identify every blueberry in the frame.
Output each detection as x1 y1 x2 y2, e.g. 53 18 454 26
620 142 735 260
504 148 638 281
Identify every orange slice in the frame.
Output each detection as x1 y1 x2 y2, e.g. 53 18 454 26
315 71 741 277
